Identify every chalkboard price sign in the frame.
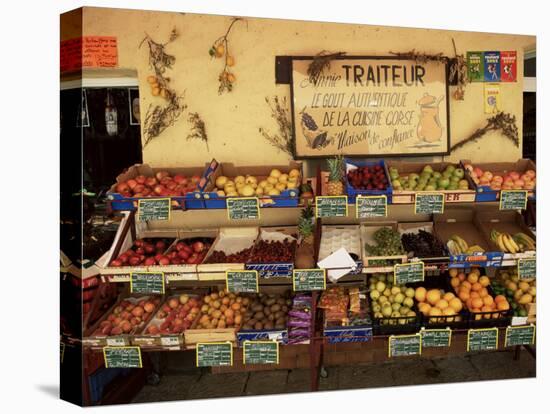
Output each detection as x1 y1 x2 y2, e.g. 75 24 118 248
505 325 535 347
394 262 425 285
467 328 499 351
388 334 422 357
196 342 233 367
292 269 326 291
356 195 387 218
226 270 259 293
517 258 536 280
500 190 528 211
227 197 260 220
103 346 142 368
421 328 452 348
130 272 165 294
414 193 445 214
315 196 348 218
137 198 171 221
243 341 279 365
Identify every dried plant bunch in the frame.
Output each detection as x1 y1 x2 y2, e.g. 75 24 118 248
307 51 346 85
209 17 244 94
450 112 519 153
258 96 294 156
187 112 208 150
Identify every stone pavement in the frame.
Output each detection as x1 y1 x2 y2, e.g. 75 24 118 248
132 349 535 404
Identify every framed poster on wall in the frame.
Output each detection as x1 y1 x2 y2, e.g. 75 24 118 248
290 56 450 158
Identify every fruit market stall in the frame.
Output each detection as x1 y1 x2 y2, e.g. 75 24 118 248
61 6 537 406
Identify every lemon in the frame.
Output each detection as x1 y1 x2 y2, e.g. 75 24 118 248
216 176 228 188
270 169 282 178
278 173 289 183
216 190 225 197
255 187 264 196
258 180 268 189
245 175 257 185
275 183 286 192
234 175 246 184
286 181 298 190
241 185 255 197
289 168 300 178
267 176 278 185
268 188 280 196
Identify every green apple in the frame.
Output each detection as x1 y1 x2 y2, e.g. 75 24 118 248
458 179 469 189
403 297 414 308
394 293 405 304
453 168 465 179
375 281 386 293
445 165 456 174
382 304 393 317
425 184 436 191
422 165 434 174
438 178 450 189
392 179 402 188
408 173 420 181
448 182 458 190
432 172 442 180
450 175 460 183
370 290 381 300
415 183 426 191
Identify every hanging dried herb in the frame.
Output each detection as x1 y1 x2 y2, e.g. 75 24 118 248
258 96 294 156
209 17 245 94
307 51 346 85
449 38 468 100
187 112 209 150
450 112 519 152
139 28 186 147
389 49 447 63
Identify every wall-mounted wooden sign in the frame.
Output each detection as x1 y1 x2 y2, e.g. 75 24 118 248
290 56 450 158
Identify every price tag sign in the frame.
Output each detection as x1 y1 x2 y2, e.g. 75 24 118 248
505 325 535 347
517 258 536 280
421 328 452 348
292 269 326 291
196 342 233 367
160 336 181 347
356 195 387 218
388 334 422 357
226 270 259 293
243 341 279 365
130 272 165 294
137 198 171 221
315 196 348 218
227 197 260 220
500 190 528 210
394 262 424 285
467 328 499 351
103 346 142 368
414 193 444 214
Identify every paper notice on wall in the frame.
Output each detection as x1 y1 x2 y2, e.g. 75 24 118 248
484 84 501 114
61 36 118 72
317 247 357 282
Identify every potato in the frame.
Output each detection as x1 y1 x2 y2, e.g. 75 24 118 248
275 323 285 329
274 311 284 319
276 298 286 306
264 321 274 330
253 312 265 320
267 314 275 322
270 304 281 312
275 317 286 326
263 306 271 315
265 298 276 306
252 304 263 312
254 322 263 330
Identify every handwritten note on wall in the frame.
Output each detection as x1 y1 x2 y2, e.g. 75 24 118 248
61 36 118 72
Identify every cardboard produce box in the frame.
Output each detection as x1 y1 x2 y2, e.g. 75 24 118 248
319 225 363 274
461 159 536 202
83 294 162 349
245 226 298 278
475 210 536 262
133 290 206 349
433 209 503 268
198 227 259 280
202 161 303 208
386 160 475 204
107 163 209 210
360 222 407 272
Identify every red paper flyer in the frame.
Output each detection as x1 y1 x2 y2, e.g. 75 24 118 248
500 51 517 82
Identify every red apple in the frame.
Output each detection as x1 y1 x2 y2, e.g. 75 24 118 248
509 171 520 181
145 177 158 187
116 182 130 193
135 175 147 185
127 179 138 190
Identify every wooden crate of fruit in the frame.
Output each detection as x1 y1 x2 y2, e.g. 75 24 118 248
83 294 162 349
360 222 407 273
107 163 208 210
197 227 258 280
183 288 251 347
386 161 475 204
133 292 205 349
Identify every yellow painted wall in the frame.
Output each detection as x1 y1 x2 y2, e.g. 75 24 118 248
71 7 535 172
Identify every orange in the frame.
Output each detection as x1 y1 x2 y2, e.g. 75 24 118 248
472 298 484 309
482 296 494 306
471 282 482 292
467 272 479 284
496 300 510 311
449 268 458 277
470 268 481 276
461 281 472 290
443 292 455 302
426 289 441 306
458 290 470 302
418 303 431 315
481 305 493 319
450 278 460 288
428 307 442 317
494 295 506 303
479 276 490 287
415 287 427 303
449 297 463 312
465 298 473 309
470 291 480 299
457 272 466 281
436 299 449 310
479 288 489 298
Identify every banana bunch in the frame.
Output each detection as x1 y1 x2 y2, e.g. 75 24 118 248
446 235 485 255
490 230 534 253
